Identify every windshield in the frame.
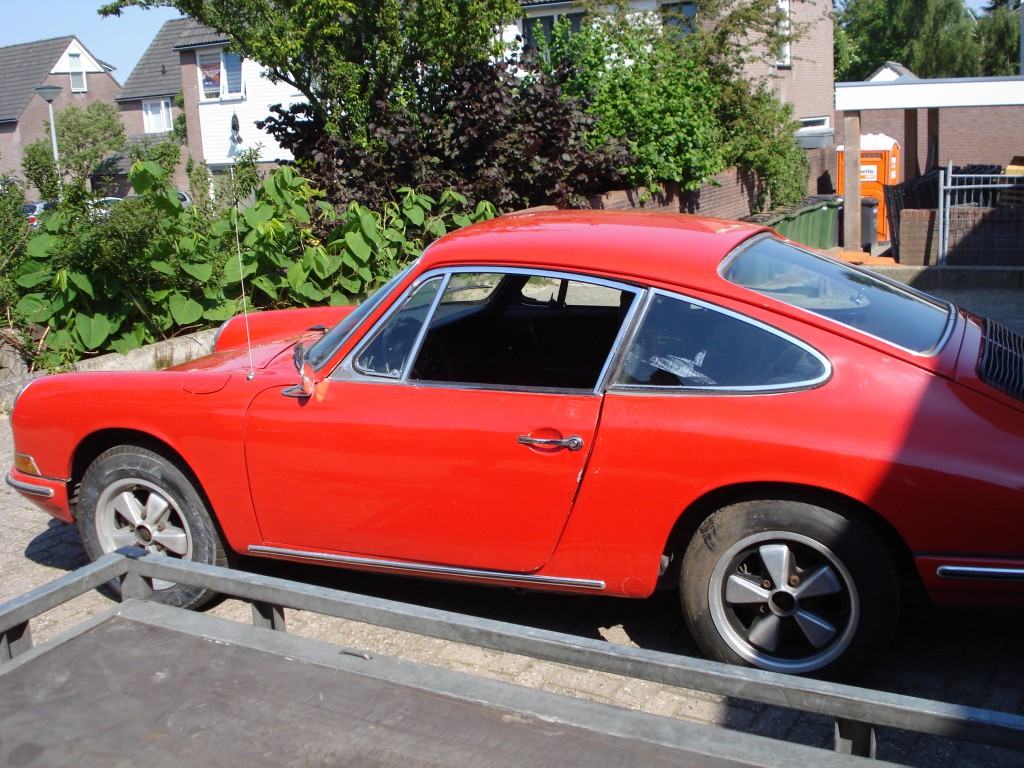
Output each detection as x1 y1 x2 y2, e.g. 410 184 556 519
304 261 418 370
721 236 954 355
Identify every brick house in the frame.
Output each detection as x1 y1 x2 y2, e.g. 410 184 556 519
0 36 122 194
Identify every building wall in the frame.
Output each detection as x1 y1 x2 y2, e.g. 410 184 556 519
179 49 205 167
119 101 146 137
116 100 190 192
747 0 835 127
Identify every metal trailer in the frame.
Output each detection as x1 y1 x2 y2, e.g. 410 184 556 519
1 551 1022 767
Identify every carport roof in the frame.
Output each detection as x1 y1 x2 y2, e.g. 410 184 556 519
836 75 1024 111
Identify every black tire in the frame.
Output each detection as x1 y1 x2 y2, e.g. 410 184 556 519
680 500 899 677
77 446 227 610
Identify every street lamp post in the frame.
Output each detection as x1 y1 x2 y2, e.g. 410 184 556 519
33 84 63 200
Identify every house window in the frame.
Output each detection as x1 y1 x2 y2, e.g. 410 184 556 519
523 12 585 60
660 2 698 31
776 0 792 67
142 98 174 133
198 50 244 100
69 53 86 92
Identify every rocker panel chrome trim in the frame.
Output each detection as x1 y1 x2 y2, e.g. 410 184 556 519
249 545 607 590
937 565 1024 582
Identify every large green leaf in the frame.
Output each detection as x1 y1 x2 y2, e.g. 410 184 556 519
69 271 95 298
75 313 113 350
168 293 204 325
14 294 53 323
15 261 49 288
202 300 239 322
25 233 55 259
180 261 213 282
344 230 372 263
286 262 309 290
243 203 275 228
223 254 257 283
150 260 175 276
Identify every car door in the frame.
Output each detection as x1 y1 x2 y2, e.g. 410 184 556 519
244 269 639 573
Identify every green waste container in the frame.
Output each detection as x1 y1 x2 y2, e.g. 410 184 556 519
746 196 840 250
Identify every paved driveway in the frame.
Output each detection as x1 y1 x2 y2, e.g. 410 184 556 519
1 282 1022 768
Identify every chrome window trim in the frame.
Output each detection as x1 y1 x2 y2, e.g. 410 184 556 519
721 234 955 358
334 265 644 396
606 287 833 396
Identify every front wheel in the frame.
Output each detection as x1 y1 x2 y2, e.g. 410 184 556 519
77 446 227 610
680 500 899 677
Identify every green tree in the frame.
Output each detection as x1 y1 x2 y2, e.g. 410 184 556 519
0 177 30 313
99 0 519 136
978 4 1020 75
836 0 981 80
547 0 808 207
902 0 981 77
22 102 127 198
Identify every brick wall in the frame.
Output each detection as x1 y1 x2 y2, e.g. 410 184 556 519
588 147 839 219
178 49 205 167
745 0 835 126
898 209 938 266
899 207 1024 266
587 168 760 219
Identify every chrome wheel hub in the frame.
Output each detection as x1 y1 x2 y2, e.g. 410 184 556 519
709 531 859 674
94 478 193 590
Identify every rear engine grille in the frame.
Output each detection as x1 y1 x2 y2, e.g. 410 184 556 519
979 320 1024 402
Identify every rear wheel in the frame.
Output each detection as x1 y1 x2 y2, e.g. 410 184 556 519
681 500 899 676
77 446 227 609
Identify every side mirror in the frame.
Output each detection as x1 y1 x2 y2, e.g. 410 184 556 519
283 342 316 399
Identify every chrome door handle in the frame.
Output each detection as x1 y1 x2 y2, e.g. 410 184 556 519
517 435 584 451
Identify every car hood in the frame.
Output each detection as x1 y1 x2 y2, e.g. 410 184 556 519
167 334 303 376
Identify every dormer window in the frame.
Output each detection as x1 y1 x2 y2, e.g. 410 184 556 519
198 50 243 100
69 53 86 92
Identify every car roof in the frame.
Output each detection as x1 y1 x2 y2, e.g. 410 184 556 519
421 210 771 287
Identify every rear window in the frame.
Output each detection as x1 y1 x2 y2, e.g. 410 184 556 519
721 237 953 355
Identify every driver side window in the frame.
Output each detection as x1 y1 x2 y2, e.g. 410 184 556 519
355 269 635 389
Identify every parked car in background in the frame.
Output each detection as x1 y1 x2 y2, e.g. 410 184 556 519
20 200 56 227
90 196 122 219
7 210 1024 676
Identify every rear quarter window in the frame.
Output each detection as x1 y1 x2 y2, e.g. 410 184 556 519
615 293 829 392
722 236 953 355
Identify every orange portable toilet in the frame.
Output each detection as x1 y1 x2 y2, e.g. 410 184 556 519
837 133 900 243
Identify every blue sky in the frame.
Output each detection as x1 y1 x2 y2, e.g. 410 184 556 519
0 2 183 85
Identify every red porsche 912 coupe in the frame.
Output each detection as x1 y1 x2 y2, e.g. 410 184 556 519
8 210 1024 676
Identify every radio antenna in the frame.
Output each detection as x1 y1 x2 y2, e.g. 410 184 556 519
231 165 256 381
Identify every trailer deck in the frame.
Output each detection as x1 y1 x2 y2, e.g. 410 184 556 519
1 552 1021 767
